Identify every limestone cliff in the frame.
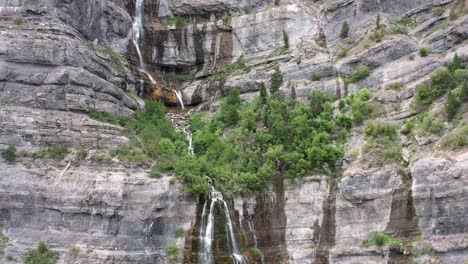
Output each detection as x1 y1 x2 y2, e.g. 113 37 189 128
0 0 467 263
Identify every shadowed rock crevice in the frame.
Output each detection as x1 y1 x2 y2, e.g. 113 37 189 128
313 176 337 264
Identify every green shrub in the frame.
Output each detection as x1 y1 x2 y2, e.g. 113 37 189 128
371 29 384 42
445 90 460 120
75 147 88 161
270 65 283 96
344 66 371 84
220 88 241 127
14 18 24 25
363 232 403 247
336 48 348 59
310 73 321 81
340 21 349 38
439 123 468 150
222 14 231 25
165 16 189 28
166 243 180 261
174 228 185 238
462 81 468 102
419 47 431 57
274 0 280 6
1 145 16 162
387 82 404 90
418 113 444 135
448 53 461 73
401 119 415 135
364 120 398 139
345 88 373 124
250 247 262 257
413 67 457 108
454 69 468 84
48 145 69 160
23 241 59 264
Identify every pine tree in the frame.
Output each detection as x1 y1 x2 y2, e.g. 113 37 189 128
340 21 349 39
290 82 297 105
376 14 381 30
448 52 461 73
270 65 283 96
259 82 268 105
445 90 460 120
462 81 468 102
283 30 289 49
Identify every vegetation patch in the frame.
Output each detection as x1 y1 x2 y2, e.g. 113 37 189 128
363 120 402 168
343 66 371 84
1 145 16 163
35 144 70 160
362 232 403 247
14 18 24 25
166 243 180 261
23 241 59 264
175 227 185 238
439 123 468 150
165 16 189 28
413 66 458 110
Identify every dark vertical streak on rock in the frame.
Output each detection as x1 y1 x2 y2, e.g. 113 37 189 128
313 175 338 264
254 175 288 263
386 171 419 264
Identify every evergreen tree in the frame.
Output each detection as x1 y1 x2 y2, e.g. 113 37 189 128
283 30 289 49
340 21 349 39
462 81 468 102
448 52 461 73
220 88 241 126
259 82 268 105
445 90 460 120
376 14 381 30
290 82 297 105
270 65 283 97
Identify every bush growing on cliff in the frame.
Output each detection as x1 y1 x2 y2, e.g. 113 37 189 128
340 21 349 38
336 48 348 59
413 67 458 109
166 243 180 261
363 232 403 247
23 241 59 264
165 16 189 28
1 145 16 162
14 18 24 25
343 66 371 84
419 47 431 57
445 90 460 120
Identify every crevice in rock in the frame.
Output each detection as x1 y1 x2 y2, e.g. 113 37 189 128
253 174 288 263
313 174 338 264
386 169 419 264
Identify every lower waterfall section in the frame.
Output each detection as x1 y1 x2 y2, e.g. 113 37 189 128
188 191 248 264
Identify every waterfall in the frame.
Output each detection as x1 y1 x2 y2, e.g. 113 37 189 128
199 190 248 264
132 0 156 84
173 90 185 110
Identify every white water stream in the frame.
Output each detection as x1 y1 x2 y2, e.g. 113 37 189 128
199 190 248 264
132 0 156 84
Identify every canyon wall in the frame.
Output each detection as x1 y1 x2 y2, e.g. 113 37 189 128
0 0 467 263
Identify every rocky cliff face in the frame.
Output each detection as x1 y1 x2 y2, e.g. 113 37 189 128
0 0 467 263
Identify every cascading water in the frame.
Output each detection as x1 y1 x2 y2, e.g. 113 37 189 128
173 90 185 110
199 190 248 264
132 0 156 84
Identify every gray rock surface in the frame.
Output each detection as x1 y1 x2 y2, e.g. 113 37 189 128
411 153 468 264
0 160 196 264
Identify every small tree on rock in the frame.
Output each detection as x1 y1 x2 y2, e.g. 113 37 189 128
340 21 349 39
270 65 283 97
